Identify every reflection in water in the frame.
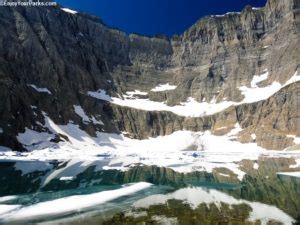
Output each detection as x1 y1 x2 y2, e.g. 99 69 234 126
0 157 299 224
105 187 294 225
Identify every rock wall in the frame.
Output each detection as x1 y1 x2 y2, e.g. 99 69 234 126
0 0 299 151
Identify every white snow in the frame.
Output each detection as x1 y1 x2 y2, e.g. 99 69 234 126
239 71 300 104
0 146 12 152
0 196 18 204
61 8 78 14
151 83 177 92
17 128 54 146
74 105 104 125
287 135 300 145
218 173 230 177
133 187 294 225
250 70 269 88
290 159 300 169
14 161 53 175
239 82 282 103
2 182 152 222
90 116 104 125
253 163 259 170
285 71 300 85
42 159 108 186
126 90 148 96
88 71 299 117
88 89 112 101
0 205 21 215
277 172 300 178
226 123 243 136
251 134 257 140
74 105 90 124
151 216 178 224
59 176 74 181
248 202 294 225
214 12 240 17
88 90 234 117
28 84 52 95
3 107 300 186
3 115 300 181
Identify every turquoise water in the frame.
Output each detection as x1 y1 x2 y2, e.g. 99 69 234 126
0 160 299 224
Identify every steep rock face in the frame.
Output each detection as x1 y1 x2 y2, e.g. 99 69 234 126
0 0 299 151
109 82 299 151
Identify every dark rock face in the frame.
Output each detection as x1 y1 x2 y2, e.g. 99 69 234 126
0 0 299 151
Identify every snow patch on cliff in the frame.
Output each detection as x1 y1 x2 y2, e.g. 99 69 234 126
88 71 299 117
251 70 269 88
17 128 54 146
28 84 52 95
61 8 78 14
73 105 104 125
240 70 300 104
74 105 90 124
88 90 233 117
151 83 177 92
126 90 148 96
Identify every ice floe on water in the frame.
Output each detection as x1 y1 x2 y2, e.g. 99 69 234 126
0 182 151 222
0 196 18 204
133 187 295 225
0 205 21 215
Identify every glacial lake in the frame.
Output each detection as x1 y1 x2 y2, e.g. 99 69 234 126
0 158 299 225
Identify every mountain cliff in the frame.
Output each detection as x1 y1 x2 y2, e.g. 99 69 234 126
0 0 299 153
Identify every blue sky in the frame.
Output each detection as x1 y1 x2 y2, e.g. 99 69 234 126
57 0 267 36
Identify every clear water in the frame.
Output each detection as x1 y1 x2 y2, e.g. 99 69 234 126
0 159 299 224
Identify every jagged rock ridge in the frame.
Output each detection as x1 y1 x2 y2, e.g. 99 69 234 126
0 0 299 151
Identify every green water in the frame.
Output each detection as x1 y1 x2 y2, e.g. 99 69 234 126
0 158 299 225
